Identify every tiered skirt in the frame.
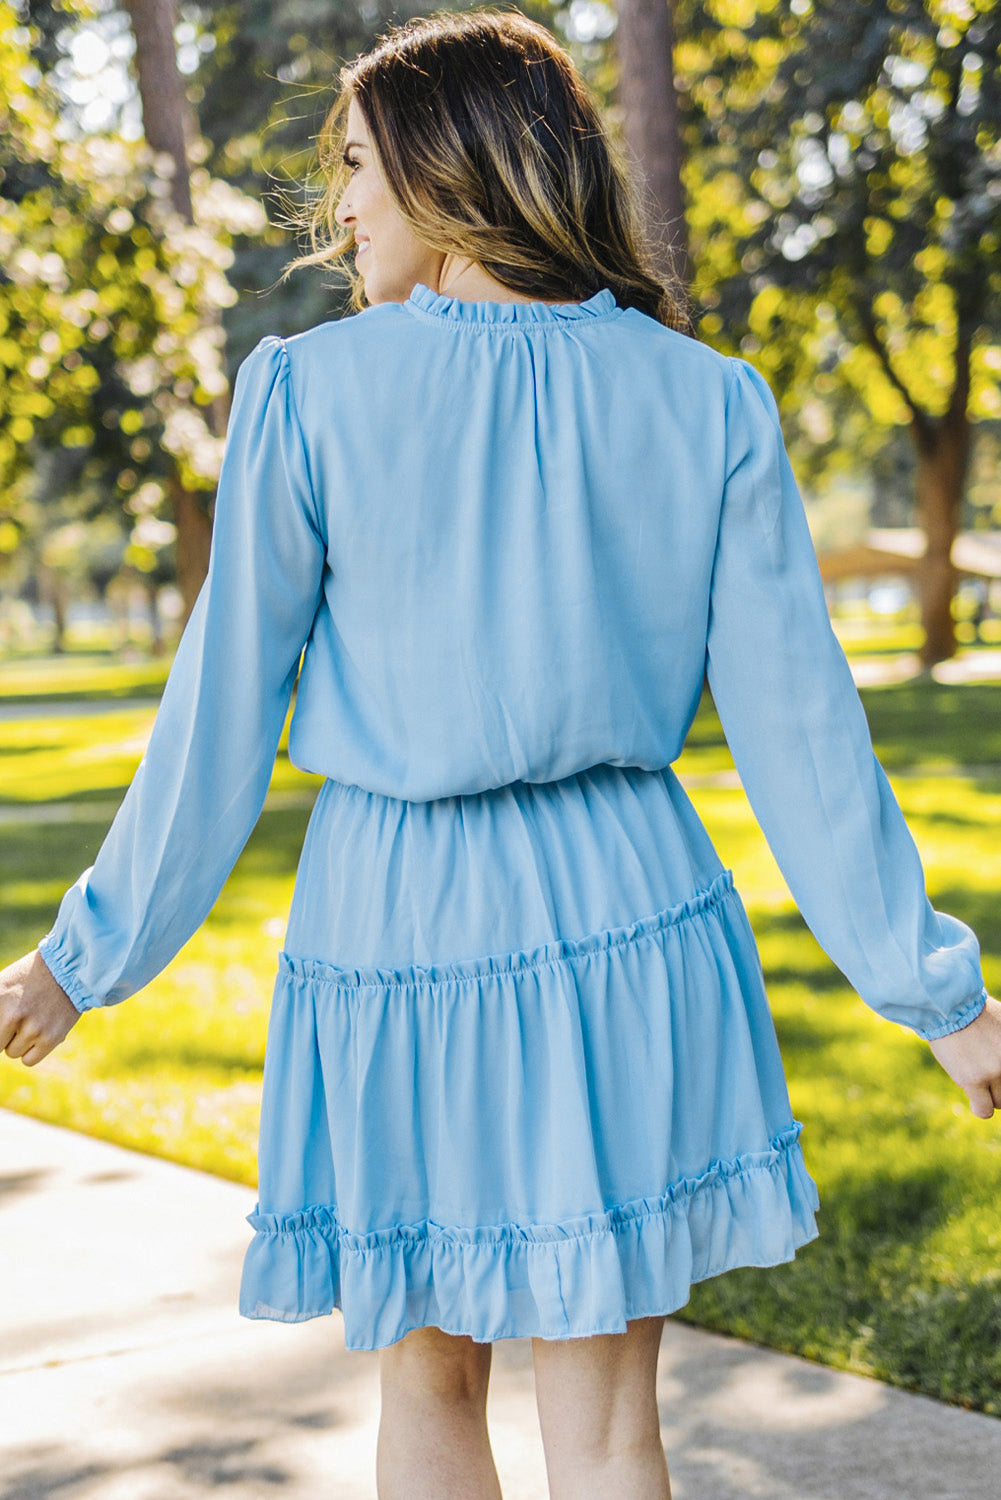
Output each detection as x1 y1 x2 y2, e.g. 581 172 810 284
238 761 820 1350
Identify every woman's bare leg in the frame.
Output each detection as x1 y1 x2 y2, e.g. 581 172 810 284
376 1324 503 1500
532 1315 671 1500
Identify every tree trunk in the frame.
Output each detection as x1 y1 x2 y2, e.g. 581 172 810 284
914 414 970 668
911 319 973 668
121 0 193 219
123 0 216 629
144 576 164 656
613 0 693 293
39 564 68 654
169 474 212 622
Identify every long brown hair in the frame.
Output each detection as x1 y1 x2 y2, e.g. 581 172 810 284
280 6 696 335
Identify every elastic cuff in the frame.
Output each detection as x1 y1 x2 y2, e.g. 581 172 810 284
36 934 100 1015
913 986 989 1041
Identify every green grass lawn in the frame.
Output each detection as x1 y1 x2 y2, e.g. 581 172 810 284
0 648 173 704
1 646 1000 1413
676 686 1001 1415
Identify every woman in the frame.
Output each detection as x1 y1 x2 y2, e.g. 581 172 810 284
3 9 1000 1499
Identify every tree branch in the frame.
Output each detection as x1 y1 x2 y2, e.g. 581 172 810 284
852 290 934 445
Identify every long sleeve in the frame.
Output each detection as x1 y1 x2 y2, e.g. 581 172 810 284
37 336 327 1013
704 355 988 1041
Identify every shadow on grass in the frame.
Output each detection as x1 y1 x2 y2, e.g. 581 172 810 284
0 783 133 808
0 800 314 949
929 885 1001 955
116 1044 266 1076
868 1274 1001 1409
693 678 1001 774
767 1012 840 1053
750 889 998 976
862 680 1001 770
0 743 56 758
677 1154 1001 1411
0 683 167 708
824 1162 950 1243
900 802 1001 830
764 964 848 995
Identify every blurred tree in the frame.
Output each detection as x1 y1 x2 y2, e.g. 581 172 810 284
121 0 193 218
121 0 216 618
680 0 1001 665
183 0 367 343
19 0 1000 665
615 0 693 301
2 0 266 633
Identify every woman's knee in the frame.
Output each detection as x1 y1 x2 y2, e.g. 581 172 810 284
379 1324 493 1405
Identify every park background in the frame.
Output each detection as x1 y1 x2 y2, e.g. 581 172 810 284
1 0 1000 1419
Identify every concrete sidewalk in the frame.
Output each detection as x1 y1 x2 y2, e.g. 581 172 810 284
2 1107 999 1500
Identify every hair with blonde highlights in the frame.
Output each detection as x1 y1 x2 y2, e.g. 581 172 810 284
280 6 696 334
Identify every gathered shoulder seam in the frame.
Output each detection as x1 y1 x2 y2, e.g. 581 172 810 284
266 335 325 542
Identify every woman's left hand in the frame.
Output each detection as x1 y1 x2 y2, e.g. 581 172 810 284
928 993 1001 1120
0 950 81 1067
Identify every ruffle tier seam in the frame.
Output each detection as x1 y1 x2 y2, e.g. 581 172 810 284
245 1117 810 1247
278 866 737 994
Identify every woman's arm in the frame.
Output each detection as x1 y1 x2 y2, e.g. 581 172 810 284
704 354 988 1041
32 335 327 1013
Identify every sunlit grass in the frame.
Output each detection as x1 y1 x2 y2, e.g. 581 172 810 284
828 608 1001 656
0 700 315 804
831 615 925 654
0 648 173 703
0 709 162 804
1 651 1000 1411
0 780 319 1185
0 670 321 1182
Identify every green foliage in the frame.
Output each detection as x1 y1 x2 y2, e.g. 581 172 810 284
9 0 1001 589
677 0 1001 514
0 0 267 592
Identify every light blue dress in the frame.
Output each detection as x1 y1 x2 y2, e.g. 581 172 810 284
38 282 988 1351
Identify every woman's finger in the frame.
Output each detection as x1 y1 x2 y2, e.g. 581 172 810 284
969 1084 995 1120
6 1025 52 1066
0 1012 18 1053
2 1021 29 1061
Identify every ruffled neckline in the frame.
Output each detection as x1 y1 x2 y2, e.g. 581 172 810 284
404 281 622 327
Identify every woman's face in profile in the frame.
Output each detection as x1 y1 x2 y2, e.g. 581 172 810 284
334 96 440 305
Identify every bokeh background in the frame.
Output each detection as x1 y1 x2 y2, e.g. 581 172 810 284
1 0 999 1416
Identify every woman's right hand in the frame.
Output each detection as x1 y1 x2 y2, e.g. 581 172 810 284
928 993 1001 1119
0 950 81 1068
